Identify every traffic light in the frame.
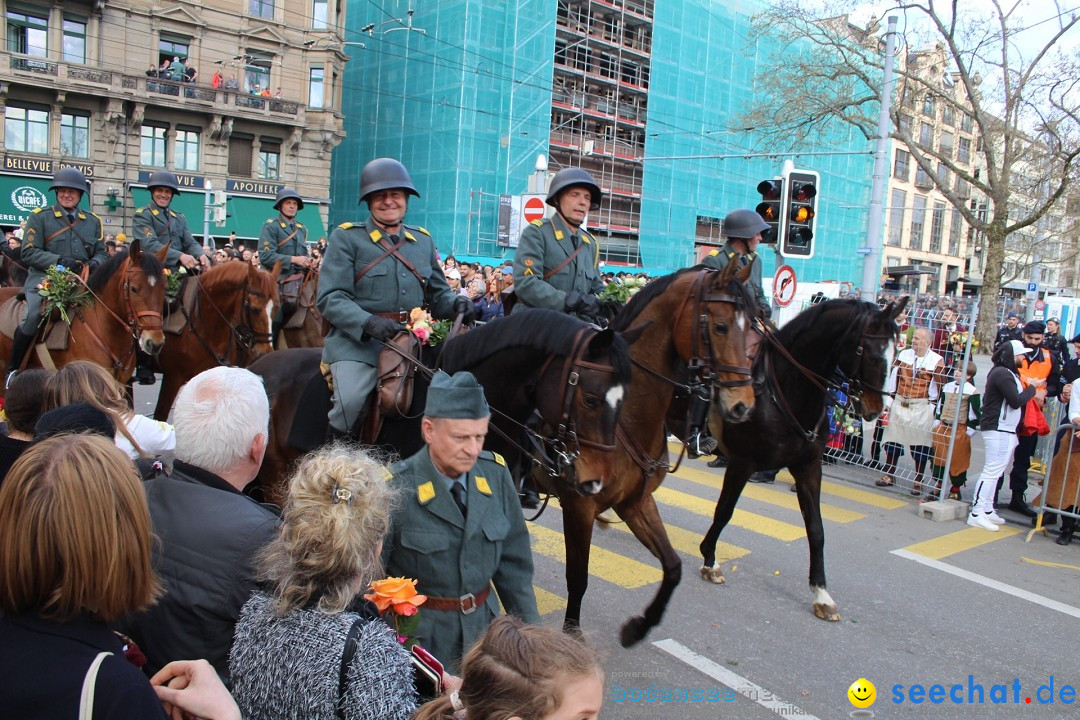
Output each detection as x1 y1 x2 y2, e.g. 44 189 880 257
780 169 819 259
755 179 784 245
211 190 228 225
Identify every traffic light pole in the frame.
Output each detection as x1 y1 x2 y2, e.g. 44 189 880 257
860 15 898 301
203 180 214 253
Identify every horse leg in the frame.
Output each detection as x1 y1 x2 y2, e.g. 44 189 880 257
699 459 752 583
560 495 597 633
153 371 183 421
791 459 838 621
617 494 681 647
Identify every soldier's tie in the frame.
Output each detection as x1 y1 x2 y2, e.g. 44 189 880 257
450 480 467 518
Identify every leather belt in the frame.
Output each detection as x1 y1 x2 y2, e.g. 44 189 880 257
897 397 929 408
424 585 490 614
374 311 410 323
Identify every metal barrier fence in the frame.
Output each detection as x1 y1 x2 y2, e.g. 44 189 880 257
1028 424 1080 544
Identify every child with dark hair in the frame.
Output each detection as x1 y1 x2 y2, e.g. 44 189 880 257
0 368 52 484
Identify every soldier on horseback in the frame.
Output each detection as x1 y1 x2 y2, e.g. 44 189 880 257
6 168 106 384
259 187 312 346
316 158 475 440
132 170 208 384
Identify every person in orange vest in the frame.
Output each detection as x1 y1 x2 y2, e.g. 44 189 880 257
999 320 1061 517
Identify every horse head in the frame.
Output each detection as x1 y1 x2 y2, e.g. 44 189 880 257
840 295 910 421
536 326 632 496
672 263 756 424
244 261 278 358
90 239 167 356
196 262 278 364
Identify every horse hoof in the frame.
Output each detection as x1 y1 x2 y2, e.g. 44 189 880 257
619 616 650 647
699 564 726 584
813 603 840 622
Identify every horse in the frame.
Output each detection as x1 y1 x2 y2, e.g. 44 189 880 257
698 297 907 621
276 268 324 349
248 308 632 507
152 261 278 420
0 240 167 390
559 261 757 648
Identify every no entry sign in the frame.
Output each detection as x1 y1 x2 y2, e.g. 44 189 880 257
523 196 545 223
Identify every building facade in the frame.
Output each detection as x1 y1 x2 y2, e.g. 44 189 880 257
1 0 345 245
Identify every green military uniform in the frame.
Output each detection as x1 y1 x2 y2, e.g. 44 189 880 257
133 203 203 270
512 214 602 313
703 241 769 315
258 214 307 273
316 218 458 433
20 205 106 334
382 446 539 673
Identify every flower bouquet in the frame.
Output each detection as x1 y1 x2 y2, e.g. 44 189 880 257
365 576 428 649
949 331 977 349
163 266 186 297
599 276 648 305
407 307 452 347
38 265 91 325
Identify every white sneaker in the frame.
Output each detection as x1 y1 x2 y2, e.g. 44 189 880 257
967 513 1000 532
986 512 1006 525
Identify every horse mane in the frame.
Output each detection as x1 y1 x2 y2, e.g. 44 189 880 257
774 298 883 349
440 308 632 383
609 266 704 332
201 262 277 298
87 248 164 293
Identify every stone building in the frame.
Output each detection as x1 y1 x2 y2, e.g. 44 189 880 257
0 0 345 246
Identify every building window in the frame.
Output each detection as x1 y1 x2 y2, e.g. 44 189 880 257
6 9 48 57
228 136 253 177
888 189 907 247
175 128 200 171
957 137 971 164
258 145 280 179
948 208 963 256
308 66 325 108
898 114 912 137
919 122 933 148
937 162 949 186
158 35 190 74
909 195 927 249
4 105 49 154
250 0 275 18
939 130 953 158
62 18 87 64
960 113 973 133
60 112 89 158
942 105 955 127
243 52 273 94
923 94 935 116
915 166 932 188
141 125 167 167
312 0 328 29
929 201 946 253
893 149 910 182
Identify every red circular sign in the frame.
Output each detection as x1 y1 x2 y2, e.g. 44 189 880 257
1035 300 1046 311
523 197 545 223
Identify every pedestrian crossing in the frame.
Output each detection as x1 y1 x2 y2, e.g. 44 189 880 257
524 456 910 616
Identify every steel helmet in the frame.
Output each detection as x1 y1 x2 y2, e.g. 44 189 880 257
723 208 770 240
546 167 602 211
147 170 181 195
358 158 420 203
50 167 89 195
273 187 304 211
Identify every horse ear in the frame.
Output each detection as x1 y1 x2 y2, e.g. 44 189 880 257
271 259 282 280
618 320 651 346
587 327 615 354
154 243 169 264
734 261 752 285
129 237 142 260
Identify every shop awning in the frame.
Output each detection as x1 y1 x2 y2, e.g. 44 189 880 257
885 264 939 276
0 173 57 226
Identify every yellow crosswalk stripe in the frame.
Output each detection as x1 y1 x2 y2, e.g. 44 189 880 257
673 466 866 523
653 486 806 541
533 586 568 616
901 526 1021 560
529 524 661 588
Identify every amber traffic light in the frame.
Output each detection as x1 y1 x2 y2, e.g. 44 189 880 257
755 179 784 245
781 169 819 259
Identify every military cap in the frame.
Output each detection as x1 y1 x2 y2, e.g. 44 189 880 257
425 370 490 419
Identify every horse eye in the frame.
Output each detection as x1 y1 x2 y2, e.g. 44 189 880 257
583 394 600 409
130 286 140 294
713 322 728 334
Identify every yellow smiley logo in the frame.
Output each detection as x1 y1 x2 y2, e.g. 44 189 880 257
848 678 876 709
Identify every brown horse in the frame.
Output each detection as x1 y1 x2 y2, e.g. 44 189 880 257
277 268 324 349
152 261 278 420
0 240 167 390
561 262 757 647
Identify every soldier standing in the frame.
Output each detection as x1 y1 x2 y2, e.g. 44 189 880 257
7 168 106 381
316 158 475 439
512 167 604 320
259 187 311 345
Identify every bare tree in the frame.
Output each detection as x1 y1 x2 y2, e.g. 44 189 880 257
742 0 1080 345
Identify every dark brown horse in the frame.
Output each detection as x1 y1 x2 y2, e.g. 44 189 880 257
0 240 167 390
248 309 632 507
561 262 757 647
152 261 278 420
699 297 906 621
276 268 324 349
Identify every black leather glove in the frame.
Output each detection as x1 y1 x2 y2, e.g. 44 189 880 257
58 257 84 273
87 259 100 273
362 314 405 341
453 295 477 324
564 291 601 318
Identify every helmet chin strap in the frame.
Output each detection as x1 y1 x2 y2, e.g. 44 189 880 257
556 208 582 230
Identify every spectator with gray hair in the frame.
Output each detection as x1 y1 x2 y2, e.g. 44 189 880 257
119 366 279 685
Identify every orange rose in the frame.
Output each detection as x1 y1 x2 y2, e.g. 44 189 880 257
365 576 427 616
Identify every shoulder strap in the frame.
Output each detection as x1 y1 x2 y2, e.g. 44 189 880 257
79 651 113 720
44 217 79 245
276 227 300 249
337 617 366 720
353 236 426 287
543 241 587 281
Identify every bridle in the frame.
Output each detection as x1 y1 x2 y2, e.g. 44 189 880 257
183 270 275 366
75 257 164 375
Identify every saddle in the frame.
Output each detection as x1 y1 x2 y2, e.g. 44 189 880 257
279 272 303 311
0 296 71 351
164 276 199 335
283 273 317 330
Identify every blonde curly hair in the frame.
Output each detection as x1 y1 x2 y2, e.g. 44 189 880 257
258 443 398 615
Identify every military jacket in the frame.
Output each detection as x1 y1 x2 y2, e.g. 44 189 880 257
133 203 203 269
316 218 458 366
20 204 107 289
258 214 307 273
512 215 602 312
703 241 768 312
382 447 538 673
